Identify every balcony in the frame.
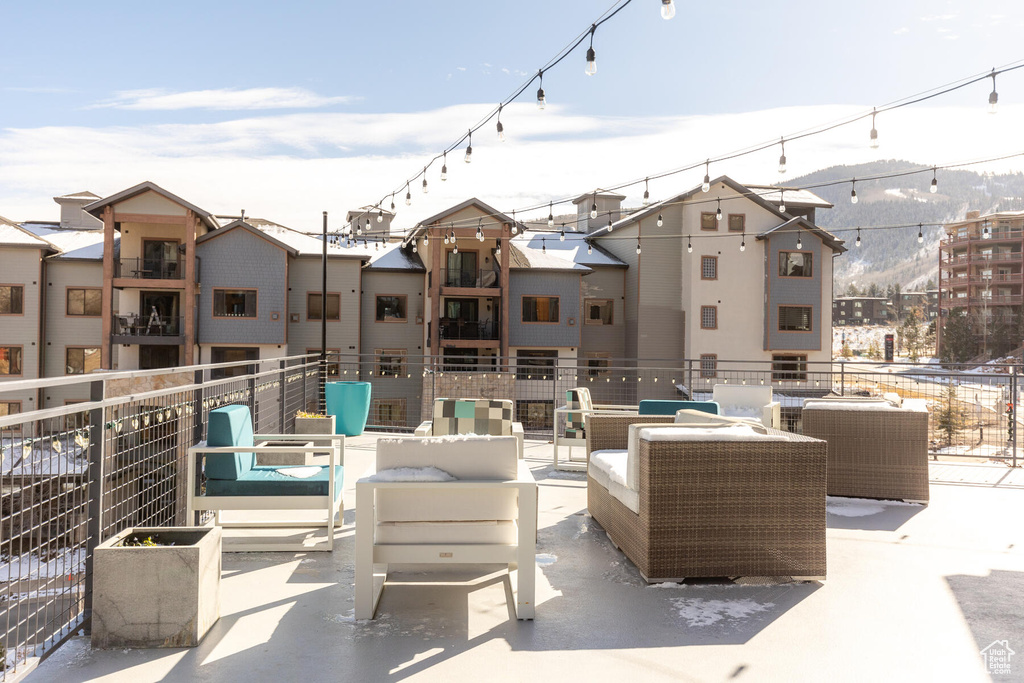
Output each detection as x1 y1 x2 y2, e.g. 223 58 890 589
114 257 184 281
440 268 500 289
970 272 1022 286
971 252 1021 264
439 318 500 341
110 313 185 345
968 295 1023 306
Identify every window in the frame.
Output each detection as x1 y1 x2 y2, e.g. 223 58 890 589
701 256 717 280
67 287 102 316
213 289 257 318
585 352 611 377
306 348 340 376
0 401 20 432
517 400 553 430
66 347 101 375
0 347 23 376
210 347 258 378
728 214 745 232
139 345 179 370
516 350 557 380
779 306 813 332
700 213 718 231
371 398 407 428
700 306 717 330
443 348 480 372
376 349 406 377
0 285 24 315
376 295 407 321
700 354 717 378
779 251 813 277
522 296 559 323
307 292 340 321
584 299 613 325
772 354 807 381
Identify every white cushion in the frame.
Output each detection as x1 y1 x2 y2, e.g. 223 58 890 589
589 449 638 514
376 434 518 479
637 425 789 442
713 384 773 407
375 488 518 523
375 520 517 544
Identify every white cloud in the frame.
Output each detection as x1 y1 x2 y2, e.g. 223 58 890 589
920 13 957 21
893 27 910 35
88 87 358 111
1 103 1021 234
456 67 467 72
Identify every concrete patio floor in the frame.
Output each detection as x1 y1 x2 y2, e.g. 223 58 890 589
29 435 1024 683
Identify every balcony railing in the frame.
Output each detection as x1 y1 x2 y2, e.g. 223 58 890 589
970 273 1022 285
439 319 500 340
971 252 1021 264
968 295 1023 306
115 257 183 280
112 314 185 338
440 268 500 288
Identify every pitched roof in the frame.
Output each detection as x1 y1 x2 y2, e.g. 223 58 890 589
744 185 833 209
84 181 220 230
0 218 55 250
363 242 425 272
55 191 101 201
512 229 625 268
507 234 592 272
21 222 108 260
756 216 847 253
407 198 517 240
572 189 626 205
196 220 299 255
243 218 372 260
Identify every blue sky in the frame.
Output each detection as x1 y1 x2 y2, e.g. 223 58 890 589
1 0 1022 229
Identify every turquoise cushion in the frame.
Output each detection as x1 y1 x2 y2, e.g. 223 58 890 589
638 400 720 416
206 405 256 479
205 465 343 499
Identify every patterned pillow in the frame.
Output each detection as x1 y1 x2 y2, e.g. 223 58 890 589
432 398 513 436
565 388 593 439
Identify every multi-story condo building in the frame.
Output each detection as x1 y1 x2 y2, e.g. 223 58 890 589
938 210 1024 354
833 297 893 326
2 177 841 425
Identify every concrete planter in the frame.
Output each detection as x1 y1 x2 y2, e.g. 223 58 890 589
255 440 314 466
92 526 221 649
295 415 336 439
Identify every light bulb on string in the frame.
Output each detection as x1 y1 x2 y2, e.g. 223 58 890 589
796 232 803 250
740 234 746 252
412 243 418 253
636 238 641 255
377 208 383 223
989 69 999 114
850 179 858 204
511 210 518 235
687 235 692 253
375 239 380 251
355 220 362 235
537 70 546 109
464 130 473 163
477 219 484 242
643 178 650 206
453 243 458 254
702 160 711 192
585 25 597 76
423 231 429 246
495 241 501 256
441 152 448 181
390 194 396 211
869 108 879 149
405 183 411 206
856 228 861 248
590 194 598 220
984 225 991 239
422 168 429 193
716 199 722 221
548 202 554 228
560 228 565 241
661 0 676 20
606 217 613 232
779 189 786 213
778 138 787 174
542 237 546 254
657 213 663 228
496 105 505 142
930 168 938 194
918 223 924 244
587 242 593 255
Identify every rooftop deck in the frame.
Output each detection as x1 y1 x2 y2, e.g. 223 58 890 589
27 436 1024 683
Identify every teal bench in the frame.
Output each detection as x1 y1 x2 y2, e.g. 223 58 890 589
638 400 720 416
187 404 344 552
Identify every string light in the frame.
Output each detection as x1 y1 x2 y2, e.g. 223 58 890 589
423 231 429 246
636 237 641 254
542 237 547 254
377 207 384 223
869 108 879 149
657 213 663 227
918 223 924 244
477 219 485 241
441 152 448 181
560 227 566 241
537 70 546 109
983 224 991 239
716 198 722 221
661 0 676 20
856 227 861 247
930 168 938 193
740 233 746 252
702 160 711 193
587 242 593 255
989 69 999 114
511 210 518 235
405 183 411 206
422 168 429 193
779 189 786 213
643 178 650 206
850 179 858 204
590 193 598 219
495 241 501 256
548 202 554 228
464 130 473 163
687 235 692 253
606 217 613 231
778 138 787 174
796 232 803 250
496 104 506 142
355 220 362 236
390 194 395 211
585 25 597 76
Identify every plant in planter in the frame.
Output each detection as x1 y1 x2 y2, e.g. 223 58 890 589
92 526 221 649
294 410 336 438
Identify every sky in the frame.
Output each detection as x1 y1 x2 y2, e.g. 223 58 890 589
1 0 1022 233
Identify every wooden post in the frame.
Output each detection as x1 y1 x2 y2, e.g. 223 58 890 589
500 222 510 366
101 207 115 369
430 226 441 362
183 210 198 366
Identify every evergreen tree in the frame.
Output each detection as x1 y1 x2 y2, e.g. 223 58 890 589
935 382 966 446
941 308 977 365
900 308 924 361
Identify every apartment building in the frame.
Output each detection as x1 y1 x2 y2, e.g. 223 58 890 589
2 177 840 423
833 297 893 326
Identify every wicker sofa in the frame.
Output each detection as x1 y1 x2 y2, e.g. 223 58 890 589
802 396 930 503
584 413 827 582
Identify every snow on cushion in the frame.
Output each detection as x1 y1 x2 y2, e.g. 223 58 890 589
637 425 789 442
589 449 638 514
376 434 518 479
368 466 456 482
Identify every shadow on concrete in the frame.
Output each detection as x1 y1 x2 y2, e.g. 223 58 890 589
946 568 1024 678
824 497 926 531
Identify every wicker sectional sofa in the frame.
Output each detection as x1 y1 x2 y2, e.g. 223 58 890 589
584 414 827 582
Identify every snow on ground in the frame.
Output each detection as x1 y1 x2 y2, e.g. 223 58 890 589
825 496 921 518
670 597 775 627
0 548 86 582
0 435 88 477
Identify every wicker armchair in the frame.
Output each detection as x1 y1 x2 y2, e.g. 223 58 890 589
584 414 826 582
802 397 929 503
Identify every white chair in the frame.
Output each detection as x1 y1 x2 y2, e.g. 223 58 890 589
711 384 781 429
355 434 537 620
553 387 637 471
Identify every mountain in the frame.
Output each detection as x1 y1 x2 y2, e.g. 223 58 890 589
786 161 1024 291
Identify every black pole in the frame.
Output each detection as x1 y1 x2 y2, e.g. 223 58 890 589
320 211 328 413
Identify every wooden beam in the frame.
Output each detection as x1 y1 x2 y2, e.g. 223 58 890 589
500 222 510 364
113 212 187 225
183 210 198 365
101 207 115 369
430 227 441 362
